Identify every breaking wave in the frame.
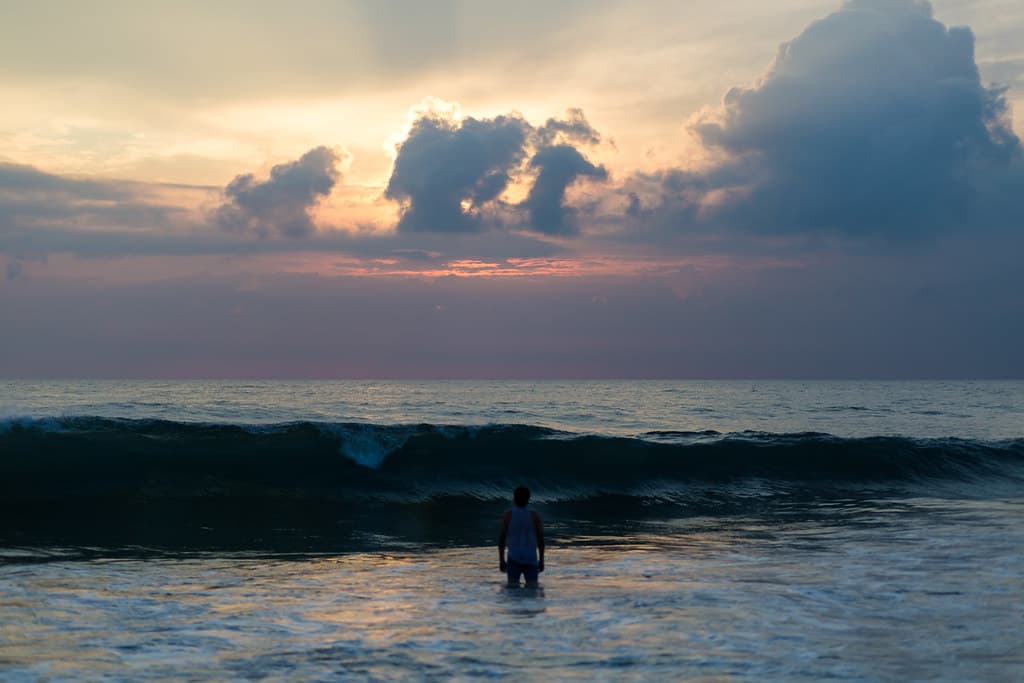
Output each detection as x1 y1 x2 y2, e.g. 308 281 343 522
3 417 1022 506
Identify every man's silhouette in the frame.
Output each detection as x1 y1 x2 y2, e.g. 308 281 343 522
498 486 545 587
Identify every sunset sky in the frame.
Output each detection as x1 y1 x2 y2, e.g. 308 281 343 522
2 0 1022 378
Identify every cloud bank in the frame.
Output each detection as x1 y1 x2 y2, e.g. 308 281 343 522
1 0 1020 261
0 161 200 243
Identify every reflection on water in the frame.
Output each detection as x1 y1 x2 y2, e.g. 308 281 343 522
498 585 547 618
2 497 1023 681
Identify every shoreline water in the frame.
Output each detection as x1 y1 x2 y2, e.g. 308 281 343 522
4 495 1023 681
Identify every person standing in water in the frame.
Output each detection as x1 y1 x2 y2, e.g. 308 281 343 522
498 486 545 587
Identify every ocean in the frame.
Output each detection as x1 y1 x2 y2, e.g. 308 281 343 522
1 380 1022 681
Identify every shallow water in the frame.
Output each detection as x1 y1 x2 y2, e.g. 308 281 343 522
3 496 1023 681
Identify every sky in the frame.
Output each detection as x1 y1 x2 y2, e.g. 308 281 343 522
1 0 1023 378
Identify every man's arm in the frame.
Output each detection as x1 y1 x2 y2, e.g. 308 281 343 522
532 510 545 572
498 510 511 571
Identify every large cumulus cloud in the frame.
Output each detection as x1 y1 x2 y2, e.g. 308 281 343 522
525 109 609 235
524 145 608 234
385 112 531 233
646 0 1022 239
385 106 608 235
216 146 344 238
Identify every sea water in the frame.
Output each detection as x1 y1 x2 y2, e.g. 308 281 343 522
1 380 1023 681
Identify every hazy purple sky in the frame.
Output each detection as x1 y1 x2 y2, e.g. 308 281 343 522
2 0 1022 378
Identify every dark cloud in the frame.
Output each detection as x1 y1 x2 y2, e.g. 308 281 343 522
0 208 565 270
385 112 530 233
536 107 603 147
650 0 1022 240
386 108 608 235
0 150 568 266
5 258 23 281
523 145 608 234
521 109 609 234
626 192 643 218
0 162 200 241
216 146 343 239
0 149 564 265
0 162 133 201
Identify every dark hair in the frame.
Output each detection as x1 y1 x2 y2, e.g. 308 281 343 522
513 486 531 507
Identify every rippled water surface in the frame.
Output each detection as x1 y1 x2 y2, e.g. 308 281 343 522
1 381 1023 680
4 379 1023 438
3 497 1023 681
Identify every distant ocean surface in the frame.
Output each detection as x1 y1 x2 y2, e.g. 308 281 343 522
2 380 1023 681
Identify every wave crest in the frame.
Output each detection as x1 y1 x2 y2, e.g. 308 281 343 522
2 417 1022 506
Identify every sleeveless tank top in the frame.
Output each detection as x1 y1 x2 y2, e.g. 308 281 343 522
506 507 538 565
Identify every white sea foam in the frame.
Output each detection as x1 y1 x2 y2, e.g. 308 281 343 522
319 423 415 469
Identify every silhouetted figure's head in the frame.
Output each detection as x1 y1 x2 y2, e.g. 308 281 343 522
513 486 531 507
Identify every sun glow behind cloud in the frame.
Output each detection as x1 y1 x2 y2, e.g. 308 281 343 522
2 249 781 286
2 0 1023 378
